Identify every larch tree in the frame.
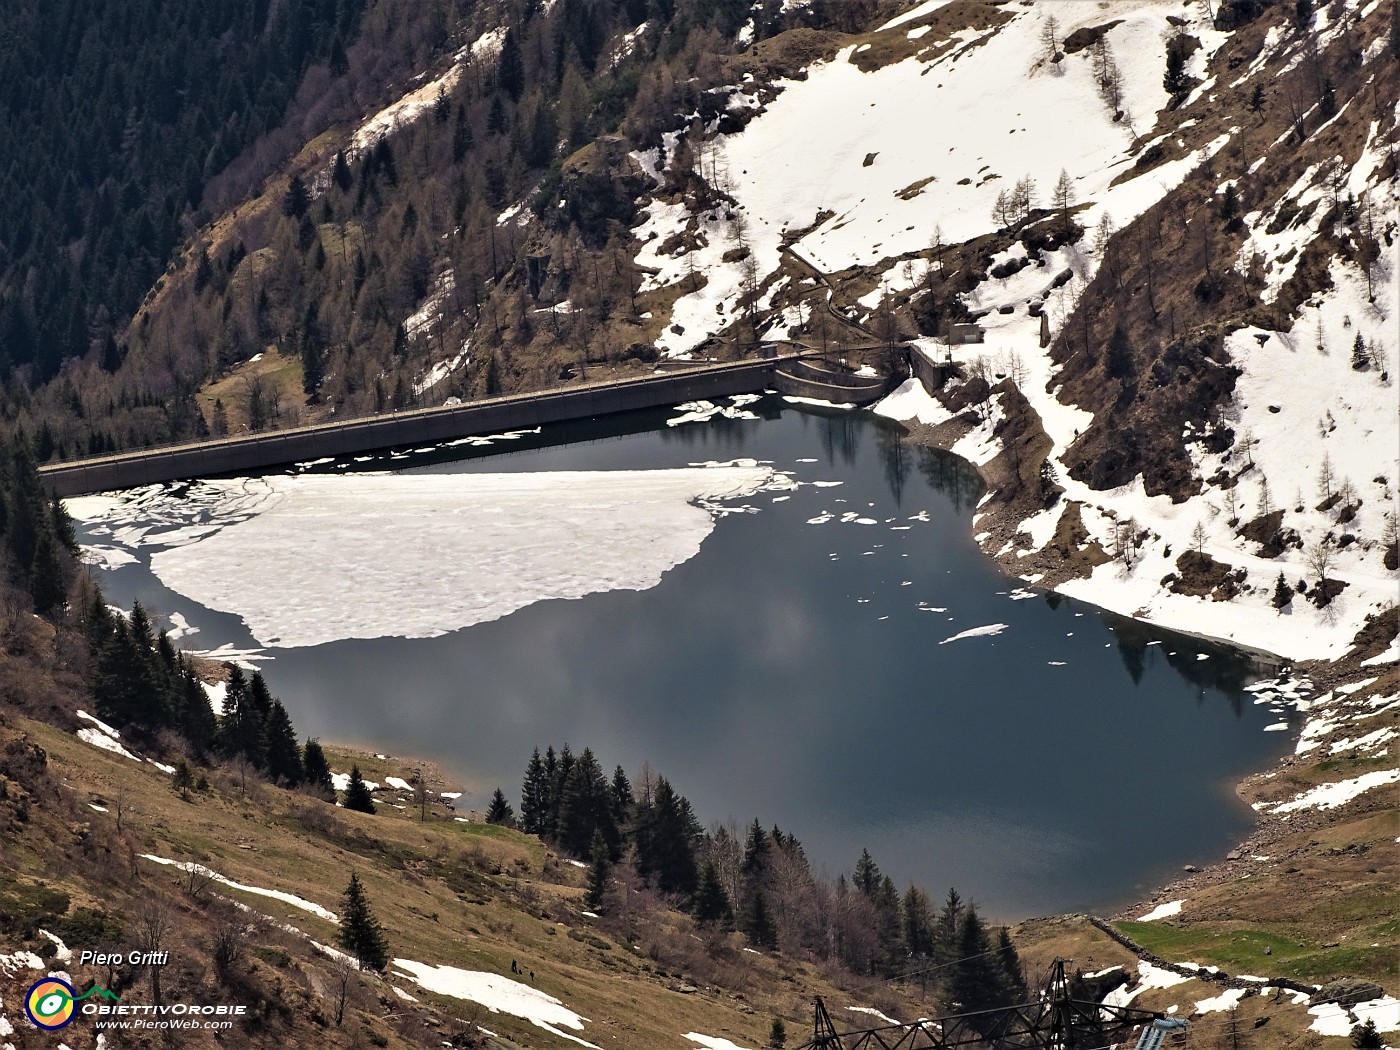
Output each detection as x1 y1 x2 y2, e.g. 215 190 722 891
1051 168 1075 235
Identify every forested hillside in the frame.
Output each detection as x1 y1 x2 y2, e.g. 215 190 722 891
0 0 366 388
0 0 875 454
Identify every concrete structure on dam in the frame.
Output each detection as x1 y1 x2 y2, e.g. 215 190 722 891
40 354 900 497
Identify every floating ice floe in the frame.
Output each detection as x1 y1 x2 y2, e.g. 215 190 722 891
667 398 761 426
938 623 1008 645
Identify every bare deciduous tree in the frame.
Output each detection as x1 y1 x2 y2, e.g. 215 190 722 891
1317 452 1335 503
211 917 249 981
135 901 173 1009
330 953 358 1025
1052 169 1075 235
1041 14 1061 69
1305 540 1334 591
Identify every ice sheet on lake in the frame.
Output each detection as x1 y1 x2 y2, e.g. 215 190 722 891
93 467 776 649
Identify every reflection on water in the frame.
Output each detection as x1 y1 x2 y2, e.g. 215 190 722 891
82 400 1291 918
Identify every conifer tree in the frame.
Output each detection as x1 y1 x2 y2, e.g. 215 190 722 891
556 747 617 858
950 906 999 1015
610 765 633 828
328 36 350 77
485 353 502 395
1273 572 1293 610
303 739 334 794
521 749 547 834
1320 76 1336 119
634 777 699 896
338 873 389 972
176 662 217 754
282 174 310 218
498 28 525 100
693 861 733 926
452 106 474 164
1220 183 1240 226
264 701 303 786
343 766 376 813
248 671 275 722
742 818 770 881
874 876 905 972
585 830 610 911
100 333 124 373
996 928 1028 1002
1353 1018 1383 1049
486 788 515 826
29 532 65 615
332 151 352 192
93 614 168 731
1163 40 1189 96
217 666 266 767
936 887 964 963
49 495 76 552
301 335 323 397
853 849 882 897
1352 331 1368 370
902 884 935 959
1105 323 1135 381
553 743 575 825
741 889 777 949
1249 83 1266 120
93 619 145 727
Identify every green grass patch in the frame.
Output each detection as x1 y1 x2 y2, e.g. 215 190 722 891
1279 944 1399 983
1114 921 1309 973
1313 754 1394 774
1115 920 1400 984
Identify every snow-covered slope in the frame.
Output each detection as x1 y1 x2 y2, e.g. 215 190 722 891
621 0 1399 662
634 0 1233 355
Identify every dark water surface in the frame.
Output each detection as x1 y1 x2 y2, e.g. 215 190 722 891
86 400 1293 918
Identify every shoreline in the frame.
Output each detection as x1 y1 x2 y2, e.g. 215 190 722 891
874 397 1398 932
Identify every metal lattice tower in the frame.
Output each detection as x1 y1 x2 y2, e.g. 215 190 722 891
794 958 1164 1050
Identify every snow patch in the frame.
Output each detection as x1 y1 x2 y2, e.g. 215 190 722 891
1137 899 1184 922
392 959 598 1048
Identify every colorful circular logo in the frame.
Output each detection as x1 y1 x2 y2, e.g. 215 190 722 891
25 978 76 1030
